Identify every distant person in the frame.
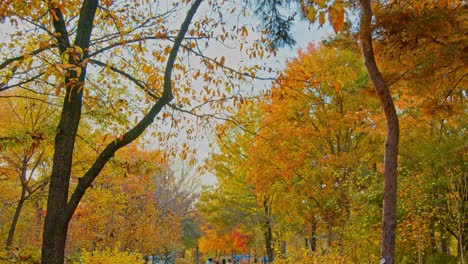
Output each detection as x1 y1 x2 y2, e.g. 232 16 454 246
215 258 220 264
222 259 226 264
227 259 233 264
205 257 213 264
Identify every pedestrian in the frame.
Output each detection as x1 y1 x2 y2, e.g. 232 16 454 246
205 257 213 264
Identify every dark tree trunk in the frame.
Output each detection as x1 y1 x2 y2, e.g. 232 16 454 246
263 197 274 262
326 224 332 249
40 1 203 263
310 216 317 252
429 218 437 254
440 238 449 254
6 188 26 248
281 240 286 258
42 2 98 262
359 0 400 263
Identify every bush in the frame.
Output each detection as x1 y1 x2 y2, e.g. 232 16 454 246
0 247 41 264
75 247 145 264
426 252 459 264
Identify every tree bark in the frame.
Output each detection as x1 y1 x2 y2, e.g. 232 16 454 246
40 0 203 263
359 0 400 263
263 197 274 262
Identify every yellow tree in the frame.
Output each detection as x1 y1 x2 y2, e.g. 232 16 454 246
247 41 384 258
0 91 55 249
67 145 182 255
0 1 273 263
200 100 278 261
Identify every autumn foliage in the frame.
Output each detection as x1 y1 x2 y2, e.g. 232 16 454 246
0 0 466 263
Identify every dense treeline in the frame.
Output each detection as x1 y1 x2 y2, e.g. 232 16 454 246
199 3 466 263
0 0 465 263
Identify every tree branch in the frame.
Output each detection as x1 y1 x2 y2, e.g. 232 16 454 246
65 0 204 223
0 45 56 71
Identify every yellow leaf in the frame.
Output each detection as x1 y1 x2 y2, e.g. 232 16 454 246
307 6 316 23
319 11 325 26
220 56 225 66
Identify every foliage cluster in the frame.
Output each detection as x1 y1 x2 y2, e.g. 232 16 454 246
74 246 144 264
198 1 466 262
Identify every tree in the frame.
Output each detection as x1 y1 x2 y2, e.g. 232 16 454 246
1 0 272 262
41 2 201 262
0 92 54 249
373 2 466 262
358 1 399 262
199 101 279 261
251 0 399 261
246 40 385 258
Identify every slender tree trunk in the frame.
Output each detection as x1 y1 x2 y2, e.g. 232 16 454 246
359 0 400 263
311 217 317 252
263 197 274 262
326 224 332 249
6 188 26 248
6 155 30 248
429 218 436 254
281 240 287 258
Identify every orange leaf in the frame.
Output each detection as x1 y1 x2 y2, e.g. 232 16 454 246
319 11 325 27
328 2 345 33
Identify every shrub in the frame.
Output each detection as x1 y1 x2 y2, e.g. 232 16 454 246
0 247 41 264
75 247 144 264
426 252 459 264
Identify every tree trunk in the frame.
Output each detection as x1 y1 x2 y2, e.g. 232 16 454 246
263 197 274 262
6 188 26 248
326 224 332 249
41 1 98 262
6 154 30 248
359 0 400 263
310 217 317 252
281 240 286 258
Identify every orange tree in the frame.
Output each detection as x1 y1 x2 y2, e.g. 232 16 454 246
247 41 384 260
252 0 398 261
0 0 273 262
66 145 191 255
374 3 466 261
251 0 461 262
